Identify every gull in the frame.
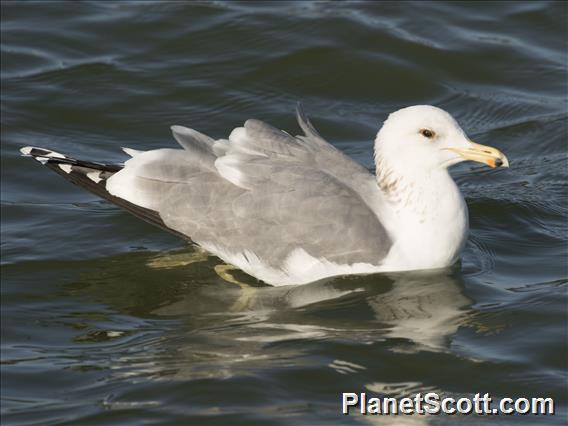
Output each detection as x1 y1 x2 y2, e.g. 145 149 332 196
20 104 508 286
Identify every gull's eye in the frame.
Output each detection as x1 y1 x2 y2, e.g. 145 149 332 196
419 129 435 139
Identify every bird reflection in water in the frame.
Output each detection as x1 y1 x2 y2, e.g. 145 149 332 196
57 249 485 403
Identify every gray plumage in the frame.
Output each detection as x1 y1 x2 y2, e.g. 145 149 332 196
21 104 393 283
22 104 509 285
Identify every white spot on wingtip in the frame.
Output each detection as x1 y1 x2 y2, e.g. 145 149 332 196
59 164 72 173
87 171 102 183
20 146 66 159
46 151 65 159
35 157 48 164
20 147 32 156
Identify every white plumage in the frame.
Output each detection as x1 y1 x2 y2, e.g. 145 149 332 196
21 105 508 285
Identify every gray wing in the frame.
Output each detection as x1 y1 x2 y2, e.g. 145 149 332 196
106 105 392 278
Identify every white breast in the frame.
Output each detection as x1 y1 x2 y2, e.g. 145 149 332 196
377 170 469 272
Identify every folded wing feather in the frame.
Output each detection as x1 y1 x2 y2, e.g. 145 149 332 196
104 105 392 283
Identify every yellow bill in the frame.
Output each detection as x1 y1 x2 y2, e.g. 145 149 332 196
447 142 509 168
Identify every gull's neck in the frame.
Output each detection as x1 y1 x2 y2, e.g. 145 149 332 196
374 151 469 271
375 151 454 213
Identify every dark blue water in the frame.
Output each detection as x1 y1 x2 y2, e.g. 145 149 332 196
1 1 567 425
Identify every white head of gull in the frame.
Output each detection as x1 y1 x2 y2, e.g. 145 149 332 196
20 104 509 286
372 105 508 273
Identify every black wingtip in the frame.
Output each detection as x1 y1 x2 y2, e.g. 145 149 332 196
20 146 65 158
